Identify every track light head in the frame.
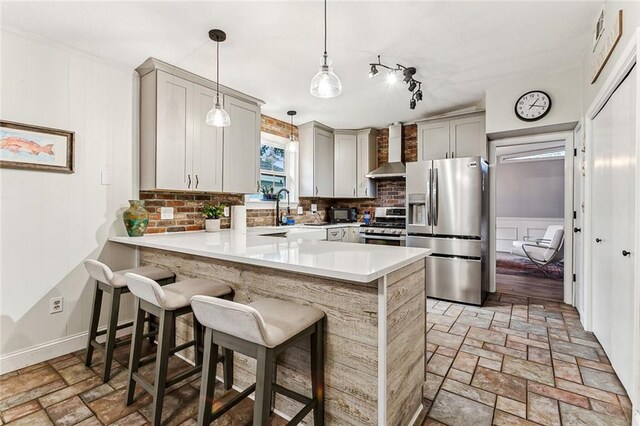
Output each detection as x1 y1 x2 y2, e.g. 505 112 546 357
403 67 416 83
368 65 378 78
410 97 417 110
415 90 423 102
408 80 417 92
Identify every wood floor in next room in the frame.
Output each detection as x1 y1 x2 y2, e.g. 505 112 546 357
422 293 633 426
0 340 287 425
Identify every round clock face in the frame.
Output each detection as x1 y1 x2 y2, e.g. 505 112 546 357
515 91 552 122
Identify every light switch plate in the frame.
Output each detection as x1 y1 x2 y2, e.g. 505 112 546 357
311 204 318 213
297 206 303 215
223 207 230 217
160 207 174 220
100 170 111 185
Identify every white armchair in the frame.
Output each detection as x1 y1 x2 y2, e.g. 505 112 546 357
511 225 565 269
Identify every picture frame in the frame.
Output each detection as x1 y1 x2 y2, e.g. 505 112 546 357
0 120 75 173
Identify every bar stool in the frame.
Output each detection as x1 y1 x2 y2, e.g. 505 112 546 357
83 260 176 382
124 273 234 426
191 296 325 426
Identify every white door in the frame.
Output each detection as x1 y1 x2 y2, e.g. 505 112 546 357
608 67 636 400
451 114 486 159
591 67 636 400
334 133 357 197
192 84 223 192
356 131 376 198
314 127 334 197
223 96 260 193
573 124 585 316
156 71 193 190
418 121 450 161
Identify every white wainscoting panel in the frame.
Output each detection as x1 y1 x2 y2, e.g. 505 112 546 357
496 217 564 253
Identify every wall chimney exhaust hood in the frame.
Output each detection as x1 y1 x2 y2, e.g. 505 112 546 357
366 123 405 179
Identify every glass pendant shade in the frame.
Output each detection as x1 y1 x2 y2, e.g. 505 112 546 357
206 102 230 127
287 139 298 153
310 56 342 98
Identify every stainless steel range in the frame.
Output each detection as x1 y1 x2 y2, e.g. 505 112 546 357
359 207 406 246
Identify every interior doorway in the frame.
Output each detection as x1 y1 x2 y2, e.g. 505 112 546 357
489 132 574 304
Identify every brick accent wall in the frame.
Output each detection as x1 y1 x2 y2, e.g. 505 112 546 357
140 117 416 232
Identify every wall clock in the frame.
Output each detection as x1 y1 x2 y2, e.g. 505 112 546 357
515 90 552 122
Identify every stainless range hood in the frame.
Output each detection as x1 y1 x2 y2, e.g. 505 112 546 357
366 123 405 179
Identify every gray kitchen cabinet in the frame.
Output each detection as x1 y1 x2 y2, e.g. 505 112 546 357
347 226 361 243
299 121 334 197
326 227 344 241
356 129 378 198
137 58 263 193
334 131 357 197
417 112 486 161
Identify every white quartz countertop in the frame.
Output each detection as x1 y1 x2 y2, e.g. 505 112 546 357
109 230 431 283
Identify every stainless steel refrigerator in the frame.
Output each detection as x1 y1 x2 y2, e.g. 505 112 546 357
406 157 489 305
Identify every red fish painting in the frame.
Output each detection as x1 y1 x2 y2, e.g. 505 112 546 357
0 136 54 156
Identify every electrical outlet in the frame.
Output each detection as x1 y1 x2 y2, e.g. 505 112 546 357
223 207 230 217
160 207 174 220
311 204 318 213
297 206 303 215
100 170 112 185
49 297 64 314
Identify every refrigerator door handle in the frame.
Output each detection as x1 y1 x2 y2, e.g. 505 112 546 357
427 168 432 226
433 168 439 226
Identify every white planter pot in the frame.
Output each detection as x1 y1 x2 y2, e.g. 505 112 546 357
205 218 221 232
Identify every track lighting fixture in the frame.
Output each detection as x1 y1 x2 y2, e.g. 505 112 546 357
368 55 423 109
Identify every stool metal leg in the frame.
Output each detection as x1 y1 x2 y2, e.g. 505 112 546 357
253 346 274 426
126 300 146 405
85 280 103 367
223 348 234 390
152 309 173 426
193 317 203 366
198 328 217 426
310 320 325 425
102 287 122 382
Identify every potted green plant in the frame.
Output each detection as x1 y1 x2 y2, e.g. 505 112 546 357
260 185 276 201
202 203 226 232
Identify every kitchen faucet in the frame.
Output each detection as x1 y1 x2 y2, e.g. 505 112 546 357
275 188 290 226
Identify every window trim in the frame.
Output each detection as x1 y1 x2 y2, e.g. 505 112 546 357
245 132 298 209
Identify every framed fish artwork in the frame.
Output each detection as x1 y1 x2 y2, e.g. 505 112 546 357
0 120 74 173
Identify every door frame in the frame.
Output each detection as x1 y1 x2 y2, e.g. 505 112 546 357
583 28 639 417
488 131 575 305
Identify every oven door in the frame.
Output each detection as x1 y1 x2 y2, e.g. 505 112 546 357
360 234 406 246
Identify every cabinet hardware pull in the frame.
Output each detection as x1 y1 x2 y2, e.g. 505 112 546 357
315 186 318 196
195 175 199 189
573 227 581 233
622 250 631 257
187 174 191 189
256 181 260 192
445 152 448 159
452 152 455 158
353 188 356 196
365 187 368 196
595 238 602 243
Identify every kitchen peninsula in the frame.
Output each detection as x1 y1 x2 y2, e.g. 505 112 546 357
109 231 430 425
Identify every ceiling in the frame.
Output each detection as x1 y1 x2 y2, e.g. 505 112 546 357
1 1 600 129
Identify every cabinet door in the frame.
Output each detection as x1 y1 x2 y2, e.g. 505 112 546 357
450 114 486 159
223 96 260 193
418 121 450 161
192 85 223 192
347 227 360 243
327 228 343 241
156 71 193 190
334 133 357 197
314 127 334 197
357 131 376 198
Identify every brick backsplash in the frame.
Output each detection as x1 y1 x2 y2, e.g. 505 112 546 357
139 116 415 232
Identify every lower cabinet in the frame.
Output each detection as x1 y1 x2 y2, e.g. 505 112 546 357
326 226 361 242
326 228 344 241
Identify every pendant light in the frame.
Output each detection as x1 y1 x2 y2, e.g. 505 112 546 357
310 0 342 98
206 29 231 127
286 110 298 153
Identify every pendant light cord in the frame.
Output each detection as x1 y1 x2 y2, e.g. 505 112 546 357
216 41 220 102
323 0 327 55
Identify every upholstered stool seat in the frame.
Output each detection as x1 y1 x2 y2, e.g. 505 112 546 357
191 296 325 426
124 273 234 426
83 260 176 382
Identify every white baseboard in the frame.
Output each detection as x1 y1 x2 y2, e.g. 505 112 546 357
0 323 132 375
408 403 424 426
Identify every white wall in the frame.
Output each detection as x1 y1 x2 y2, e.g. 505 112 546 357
486 67 582 135
496 159 564 218
0 29 137 368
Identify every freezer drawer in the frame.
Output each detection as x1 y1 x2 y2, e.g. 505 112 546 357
426 256 485 305
407 235 480 257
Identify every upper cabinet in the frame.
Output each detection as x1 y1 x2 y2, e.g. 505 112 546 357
356 129 378 198
137 58 263 193
334 131 357 197
417 112 486 161
299 122 334 197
